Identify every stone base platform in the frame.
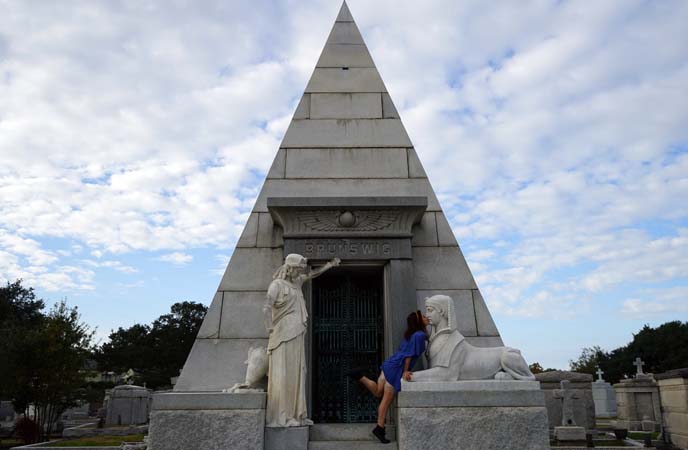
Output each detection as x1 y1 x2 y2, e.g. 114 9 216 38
397 380 549 450
148 391 266 450
554 425 586 441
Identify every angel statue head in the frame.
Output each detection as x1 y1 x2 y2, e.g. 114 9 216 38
424 294 457 333
272 253 308 281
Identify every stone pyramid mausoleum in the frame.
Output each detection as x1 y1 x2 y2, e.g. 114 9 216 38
174 1 503 394
149 4 553 450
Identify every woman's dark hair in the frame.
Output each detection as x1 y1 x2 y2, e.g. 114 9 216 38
404 310 427 340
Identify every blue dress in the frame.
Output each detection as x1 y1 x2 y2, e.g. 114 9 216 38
381 330 427 392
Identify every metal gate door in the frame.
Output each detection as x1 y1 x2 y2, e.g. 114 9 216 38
312 268 384 423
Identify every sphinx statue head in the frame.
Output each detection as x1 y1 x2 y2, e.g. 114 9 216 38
424 294 457 336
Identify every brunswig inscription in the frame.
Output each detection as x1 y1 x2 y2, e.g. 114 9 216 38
285 238 411 260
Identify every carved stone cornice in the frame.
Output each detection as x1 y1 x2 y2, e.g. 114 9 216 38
267 197 427 238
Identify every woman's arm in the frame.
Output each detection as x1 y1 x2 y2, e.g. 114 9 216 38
402 357 413 381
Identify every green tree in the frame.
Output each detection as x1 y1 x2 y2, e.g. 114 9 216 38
570 321 688 384
0 281 94 441
569 345 609 375
529 362 557 374
96 301 207 388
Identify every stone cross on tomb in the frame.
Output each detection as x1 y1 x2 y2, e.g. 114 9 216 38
633 357 645 376
596 367 604 382
553 380 580 426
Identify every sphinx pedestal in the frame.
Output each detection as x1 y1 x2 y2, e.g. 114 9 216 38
397 380 549 450
148 392 265 450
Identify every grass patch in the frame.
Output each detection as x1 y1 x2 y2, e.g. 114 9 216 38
628 431 659 440
45 434 144 447
0 439 24 450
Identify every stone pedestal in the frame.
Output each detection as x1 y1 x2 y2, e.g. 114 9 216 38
265 426 309 450
656 368 688 449
148 392 265 450
397 380 549 450
554 426 586 441
592 380 618 418
614 375 661 432
535 371 595 431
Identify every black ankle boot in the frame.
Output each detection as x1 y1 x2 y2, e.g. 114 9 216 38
372 425 390 444
344 367 365 381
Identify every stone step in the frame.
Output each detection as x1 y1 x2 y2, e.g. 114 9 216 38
310 423 396 441
308 441 398 450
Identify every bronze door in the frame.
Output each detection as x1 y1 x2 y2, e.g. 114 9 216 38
311 268 384 423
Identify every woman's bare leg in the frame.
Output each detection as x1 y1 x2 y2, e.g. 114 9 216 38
377 385 395 427
359 374 386 398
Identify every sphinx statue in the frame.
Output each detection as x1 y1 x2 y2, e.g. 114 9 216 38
411 294 535 382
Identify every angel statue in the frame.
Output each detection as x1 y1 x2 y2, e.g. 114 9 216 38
264 253 340 427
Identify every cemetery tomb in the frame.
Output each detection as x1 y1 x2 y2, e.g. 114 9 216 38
148 3 548 450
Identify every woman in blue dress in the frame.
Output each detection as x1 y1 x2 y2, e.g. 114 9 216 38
347 310 428 444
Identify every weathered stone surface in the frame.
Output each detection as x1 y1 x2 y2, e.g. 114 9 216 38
310 93 382 119
236 213 259 248
217 247 283 291
306 68 386 93
399 390 545 408
335 2 353 22
282 119 409 148
658 375 688 449
411 212 438 247
148 409 264 450
472 290 500 336
254 179 441 212
285 148 407 179
317 44 374 68
435 212 458 246
382 93 399 119
327 22 364 44
536 371 595 431
293 94 310 119
174 338 268 391
388 259 418 353
267 148 286 179
412 246 478 289
554 426 586 441
256 212 283 248
265 426 309 450
153 392 266 410
310 423 396 441
536 371 593 383
398 406 549 450
592 381 617 418
196 291 222 339
416 289 477 337
614 376 662 432
407 147 427 178
105 385 151 426
285 238 412 260
218 291 268 339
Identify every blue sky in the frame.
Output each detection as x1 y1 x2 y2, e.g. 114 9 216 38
1 0 687 370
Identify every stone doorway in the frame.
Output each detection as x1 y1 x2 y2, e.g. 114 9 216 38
310 266 384 423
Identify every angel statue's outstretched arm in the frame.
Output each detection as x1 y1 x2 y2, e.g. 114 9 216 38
301 257 341 282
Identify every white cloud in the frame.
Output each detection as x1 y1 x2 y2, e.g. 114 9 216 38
0 0 685 331
622 287 688 319
156 252 193 266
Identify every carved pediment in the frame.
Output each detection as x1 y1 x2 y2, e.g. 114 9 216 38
267 197 427 238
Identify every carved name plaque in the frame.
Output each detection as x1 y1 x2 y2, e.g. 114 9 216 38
285 238 411 260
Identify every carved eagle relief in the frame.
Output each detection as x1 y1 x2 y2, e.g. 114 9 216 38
297 210 399 232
